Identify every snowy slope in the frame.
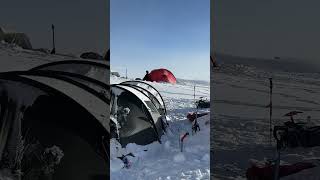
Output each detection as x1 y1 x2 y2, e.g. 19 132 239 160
0 42 74 72
110 76 210 180
211 59 320 179
0 41 109 72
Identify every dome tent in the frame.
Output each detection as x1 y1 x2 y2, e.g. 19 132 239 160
110 82 167 146
148 68 177 84
120 80 167 116
0 61 110 180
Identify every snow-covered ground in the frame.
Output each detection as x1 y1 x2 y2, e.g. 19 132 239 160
211 59 320 179
110 76 210 180
0 41 76 72
0 41 109 72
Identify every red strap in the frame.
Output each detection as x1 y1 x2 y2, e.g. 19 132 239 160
180 133 189 142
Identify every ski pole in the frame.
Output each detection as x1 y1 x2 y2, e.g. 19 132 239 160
274 139 281 180
269 78 273 146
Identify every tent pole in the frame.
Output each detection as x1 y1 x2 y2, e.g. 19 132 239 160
269 78 273 147
194 85 196 102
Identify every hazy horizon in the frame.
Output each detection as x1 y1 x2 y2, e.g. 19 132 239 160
214 0 320 69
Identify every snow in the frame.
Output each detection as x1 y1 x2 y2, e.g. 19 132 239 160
173 153 186 162
212 60 320 179
0 41 108 73
110 75 210 180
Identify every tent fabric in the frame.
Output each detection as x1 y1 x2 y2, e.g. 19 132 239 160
0 72 110 142
28 70 110 101
22 75 109 130
120 80 167 115
148 68 177 84
0 71 109 131
0 60 110 179
120 84 165 116
30 60 109 85
0 74 109 179
110 84 165 146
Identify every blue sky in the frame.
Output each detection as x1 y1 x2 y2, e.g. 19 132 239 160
111 0 210 81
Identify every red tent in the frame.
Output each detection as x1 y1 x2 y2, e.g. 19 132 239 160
149 68 177 84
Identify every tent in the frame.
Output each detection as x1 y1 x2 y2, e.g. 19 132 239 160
148 68 177 84
110 82 167 146
120 80 167 116
30 59 109 85
0 63 110 179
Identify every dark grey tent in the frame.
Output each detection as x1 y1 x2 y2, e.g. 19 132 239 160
110 83 167 146
0 71 109 180
120 80 167 115
121 84 165 116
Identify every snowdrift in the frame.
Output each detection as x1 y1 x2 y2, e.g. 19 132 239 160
110 76 210 179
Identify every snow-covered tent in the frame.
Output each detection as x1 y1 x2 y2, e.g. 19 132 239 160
0 70 109 180
110 83 167 146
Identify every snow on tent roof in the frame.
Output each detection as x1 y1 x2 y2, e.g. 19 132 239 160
30 60 109 84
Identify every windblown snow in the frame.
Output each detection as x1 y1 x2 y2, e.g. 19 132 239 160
110 76 210 180
212 59 320 179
